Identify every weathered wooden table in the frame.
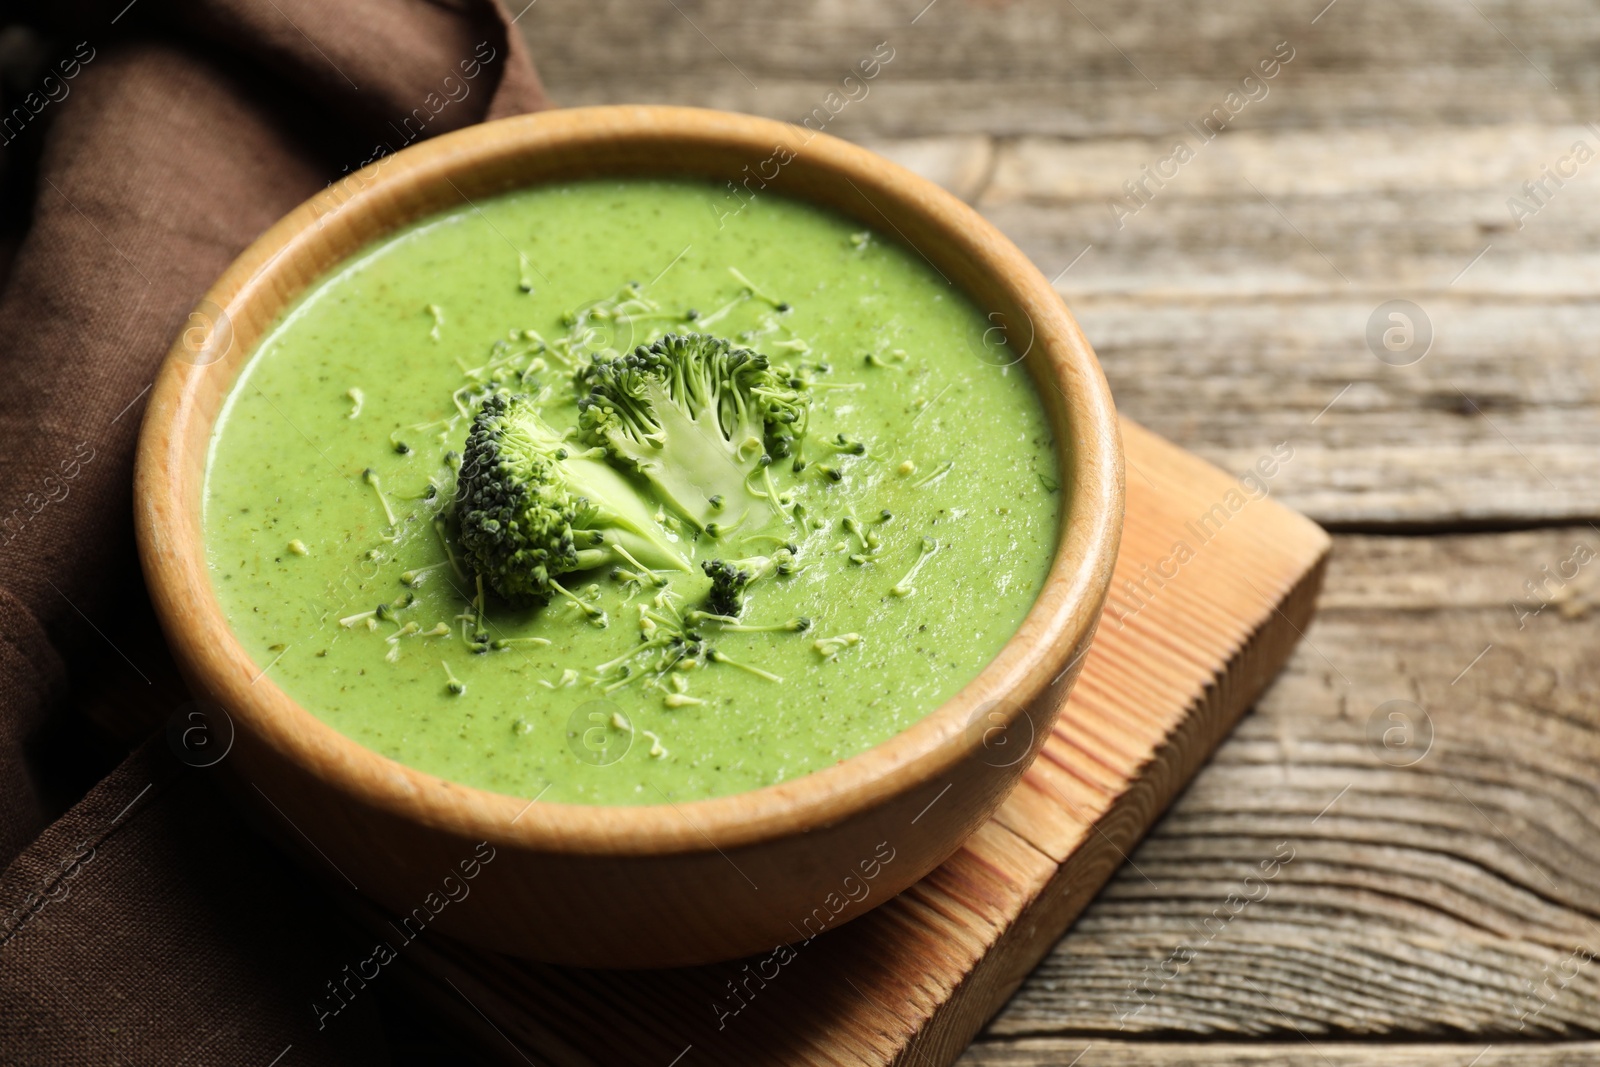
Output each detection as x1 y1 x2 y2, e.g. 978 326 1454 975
504 3 1600 1063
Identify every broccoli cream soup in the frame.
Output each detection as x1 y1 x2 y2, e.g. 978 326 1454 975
204 178 1060 805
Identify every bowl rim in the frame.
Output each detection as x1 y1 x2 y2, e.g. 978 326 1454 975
134 104 1123 856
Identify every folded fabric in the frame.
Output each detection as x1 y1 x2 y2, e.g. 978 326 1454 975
0 2 549 1061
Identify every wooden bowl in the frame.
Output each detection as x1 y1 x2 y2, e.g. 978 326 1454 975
134 106 1123 968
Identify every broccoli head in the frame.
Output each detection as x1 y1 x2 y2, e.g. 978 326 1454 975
701 559 752 618
455 393 690 605
699 551 792 618
575 333 810 533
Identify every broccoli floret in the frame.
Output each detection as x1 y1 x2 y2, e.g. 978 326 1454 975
455 393 689 606
702 559 752 618
575 333 810 533
700 551 794 618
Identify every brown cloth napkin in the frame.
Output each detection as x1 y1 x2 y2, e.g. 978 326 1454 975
0 2 549 1061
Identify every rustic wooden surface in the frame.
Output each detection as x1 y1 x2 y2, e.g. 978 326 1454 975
508 1 1600 1063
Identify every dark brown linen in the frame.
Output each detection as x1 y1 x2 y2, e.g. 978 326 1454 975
0 3 548 1061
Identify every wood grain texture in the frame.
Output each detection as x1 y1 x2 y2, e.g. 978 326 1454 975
517 0 1600 137
391 418 1332 1065
985 529 1600 1042
981 126 1600 528
519 0 1600 527
959 1040 1600 1066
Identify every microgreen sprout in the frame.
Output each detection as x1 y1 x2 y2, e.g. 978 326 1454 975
890 537 938 597
708 649 783 683
363 468 397 527
441 660 465 694
812 633 862 661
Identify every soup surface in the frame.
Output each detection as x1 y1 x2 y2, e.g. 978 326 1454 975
204 178 1060 804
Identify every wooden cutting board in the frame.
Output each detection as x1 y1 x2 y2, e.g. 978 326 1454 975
382 417 1332 1066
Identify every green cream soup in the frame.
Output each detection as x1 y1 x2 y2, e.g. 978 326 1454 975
204 178 1059 805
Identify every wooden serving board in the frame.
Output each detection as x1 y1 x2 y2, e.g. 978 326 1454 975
386 417 1331 1066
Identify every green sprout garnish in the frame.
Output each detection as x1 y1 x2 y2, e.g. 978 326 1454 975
363 468 397 526
890 537 938 598
441 661 465 695
813 633 862 661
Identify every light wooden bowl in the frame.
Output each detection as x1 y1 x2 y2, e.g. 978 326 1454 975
134 106 1123 968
